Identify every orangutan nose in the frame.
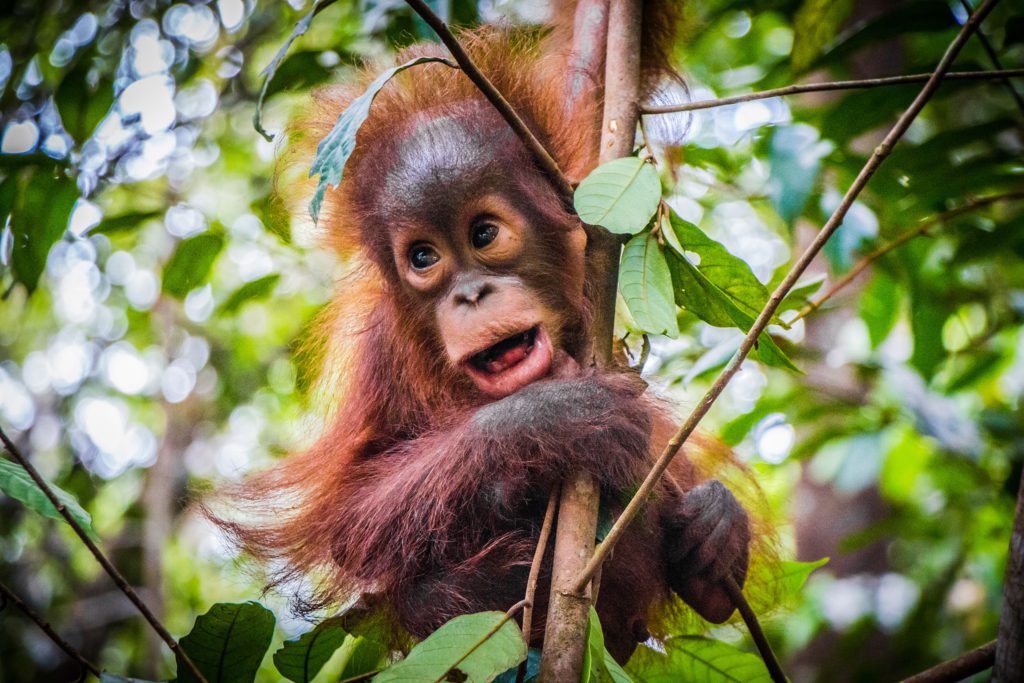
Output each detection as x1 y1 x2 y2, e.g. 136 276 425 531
452 277 494 306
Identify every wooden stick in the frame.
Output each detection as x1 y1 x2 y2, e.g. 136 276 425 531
574 0 1002 597
902 640 996 683
0 427 208 683
516 490 559 683
641 69 1024 115
995 467 1024 680
0 580 102 679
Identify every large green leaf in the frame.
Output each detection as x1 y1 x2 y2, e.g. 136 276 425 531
574 157 661 235
55 55 114 144
91 210 162 236
626 637 771 683
375 611 526 683
309 56 455 222
178 602 276 683
0 459 98 541
162 233 224 299
664 211 771 322
8 169 78 293
273 618 348 683
619 231 679 337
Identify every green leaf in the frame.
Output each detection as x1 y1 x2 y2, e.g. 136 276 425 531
274 618 348 683
91 211 162 236
261 51 343 100
162 233 224 299
860 271 900 348
9 170 78 293
791 0 853 70
583 608 633 683
626 637 771 683
619 231 678 337
663 242 798 370
56 57 114 144
254 0 330 141
375 611 526 683
0 459 98 541
778 274 826 314
309 56 455 222
664 211 771 322
337 633 390 680
574 157 661 235
775 557 829 602
219 274 281 314
178 601 276 683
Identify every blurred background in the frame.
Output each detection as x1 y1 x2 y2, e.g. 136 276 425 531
0 0 1021 680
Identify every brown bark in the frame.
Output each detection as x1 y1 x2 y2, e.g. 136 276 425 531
995 470 1024 681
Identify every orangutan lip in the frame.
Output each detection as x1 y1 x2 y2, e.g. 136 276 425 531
463 325 553 397
468 326 538 374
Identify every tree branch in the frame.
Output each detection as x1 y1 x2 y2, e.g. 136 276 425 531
574 0 1002 595
902 640 996 683
402 0 575 204
996 466 1024 680
723 578 786 683
641 69 1024 115
792 191 1024 322
0 580 102 679
516 489 558 683
541 0 642 678
0 426 208 683
958 0 1024 119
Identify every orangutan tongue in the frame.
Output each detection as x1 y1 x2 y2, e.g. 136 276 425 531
485 342 530 374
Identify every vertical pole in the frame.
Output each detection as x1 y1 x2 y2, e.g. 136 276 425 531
539 0 643 679
995 469 1024 681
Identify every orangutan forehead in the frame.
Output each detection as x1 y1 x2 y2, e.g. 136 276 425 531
380 107 521 213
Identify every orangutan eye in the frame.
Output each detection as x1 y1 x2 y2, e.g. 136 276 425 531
409 244 440 270
471 222 499 249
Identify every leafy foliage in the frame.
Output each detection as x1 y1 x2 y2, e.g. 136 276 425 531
178 602 276 683
574 157 661 234
272 618 348 683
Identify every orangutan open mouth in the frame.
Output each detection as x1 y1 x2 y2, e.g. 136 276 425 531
464 325 553 397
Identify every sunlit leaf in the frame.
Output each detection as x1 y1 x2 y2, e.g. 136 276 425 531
0 459 98 541
219 274 280 314
791 0 852 70
860 271 900 348
583 608 632 683
619 231 678 337
162 233 224 299
309 56 456 222
574 157 661 235
374 611 526 683
56 56 114 144
626 637 771 683
337 633 390 680
273 618 348 683
178 601 276 683
776 558 829 602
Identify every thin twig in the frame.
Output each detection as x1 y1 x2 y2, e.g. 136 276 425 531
958 0 1024 118
0 581 101 679
574 0 1002 596
641 69 1024 115
792 191 1024 322
403 0 575 204
0 426 208 683
902 640 996 682
723 578 786 683
516 489 558 683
